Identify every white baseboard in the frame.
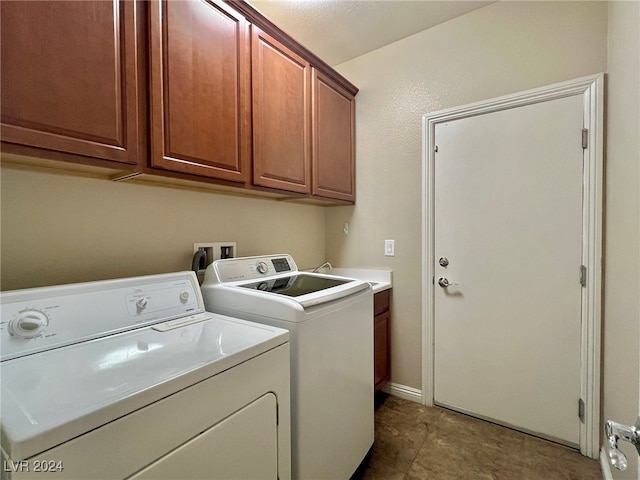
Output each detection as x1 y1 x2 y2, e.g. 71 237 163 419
381 382 422 403
600 448 613 480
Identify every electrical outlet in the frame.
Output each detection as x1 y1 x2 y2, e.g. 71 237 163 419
193 242 237 265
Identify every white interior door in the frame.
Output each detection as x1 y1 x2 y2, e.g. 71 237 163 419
433 94 585 446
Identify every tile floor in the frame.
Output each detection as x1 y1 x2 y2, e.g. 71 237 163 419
352 394 602 480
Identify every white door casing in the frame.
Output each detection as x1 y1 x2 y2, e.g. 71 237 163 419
422 74 604 459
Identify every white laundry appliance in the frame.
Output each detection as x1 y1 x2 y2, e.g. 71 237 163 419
200 254 374 480
0 271 291 480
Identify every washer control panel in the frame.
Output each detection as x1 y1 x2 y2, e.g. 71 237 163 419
212 254 298 283
0 272 203 362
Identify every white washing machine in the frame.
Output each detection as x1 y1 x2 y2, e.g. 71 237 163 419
200 254 374 480
0 271 291 480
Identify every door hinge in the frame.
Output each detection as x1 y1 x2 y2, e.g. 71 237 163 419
580 265 587 287
578 398 585 423
581 128 588 149
276 405 279 425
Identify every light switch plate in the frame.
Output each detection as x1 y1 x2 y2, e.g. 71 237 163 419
384 239 395 257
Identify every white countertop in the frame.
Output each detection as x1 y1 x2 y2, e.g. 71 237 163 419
319 267 392 293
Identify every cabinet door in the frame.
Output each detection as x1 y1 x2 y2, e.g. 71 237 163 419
252 27 311 194
0 1 143 165
312 69 356 202
149 0 250 183
374 311 391 391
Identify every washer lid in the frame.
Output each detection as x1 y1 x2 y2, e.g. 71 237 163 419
203 255 371 309
236 272 370 308
1 313 288 461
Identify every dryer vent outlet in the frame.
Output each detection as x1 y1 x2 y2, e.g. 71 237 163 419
193 242 237 265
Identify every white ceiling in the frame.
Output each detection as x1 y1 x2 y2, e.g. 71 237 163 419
249 0 494 66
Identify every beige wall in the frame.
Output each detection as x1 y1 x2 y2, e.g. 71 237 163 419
0 168 327 290
329 1 609 389
604 1 640 477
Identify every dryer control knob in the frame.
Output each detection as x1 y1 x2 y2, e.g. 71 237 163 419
8 310 49 339
179 291 190 303
256 262 269 274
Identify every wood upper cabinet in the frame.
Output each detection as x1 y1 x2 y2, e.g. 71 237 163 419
149 0 250 183
251 26 312 194
0 1 143 166
1 0 358 202
312 69 356 202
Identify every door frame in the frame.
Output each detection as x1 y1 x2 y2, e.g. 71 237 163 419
421 73 604 459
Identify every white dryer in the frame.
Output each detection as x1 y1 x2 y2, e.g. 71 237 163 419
200 254 374 480
0 271 291 480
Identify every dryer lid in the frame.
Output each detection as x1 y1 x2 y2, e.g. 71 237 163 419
1 314 288 461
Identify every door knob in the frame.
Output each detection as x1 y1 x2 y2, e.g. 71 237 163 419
438 277 454 288
605 417 640 471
